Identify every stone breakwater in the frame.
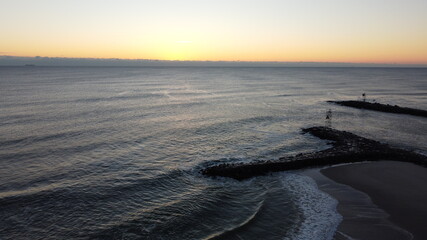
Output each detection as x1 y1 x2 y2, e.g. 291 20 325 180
201 127 427 180
328 100 427 118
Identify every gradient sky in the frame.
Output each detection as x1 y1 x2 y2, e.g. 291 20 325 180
1 0 427 63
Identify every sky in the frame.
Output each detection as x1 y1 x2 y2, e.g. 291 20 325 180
1 0 427 64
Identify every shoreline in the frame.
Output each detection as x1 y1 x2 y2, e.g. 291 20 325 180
317 161 427 240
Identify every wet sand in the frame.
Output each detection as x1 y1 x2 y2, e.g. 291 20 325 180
321 161 427 240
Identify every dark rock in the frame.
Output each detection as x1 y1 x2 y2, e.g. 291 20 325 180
201 127 427 180
328 100 427 118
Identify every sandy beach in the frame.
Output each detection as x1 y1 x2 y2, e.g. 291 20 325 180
320 161 427 240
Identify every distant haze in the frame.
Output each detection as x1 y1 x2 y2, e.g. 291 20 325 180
0 56 426 68
1 0 427 64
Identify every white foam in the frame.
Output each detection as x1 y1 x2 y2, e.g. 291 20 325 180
279 173 342 240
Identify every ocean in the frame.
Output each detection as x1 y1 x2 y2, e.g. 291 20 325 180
0 67 426 239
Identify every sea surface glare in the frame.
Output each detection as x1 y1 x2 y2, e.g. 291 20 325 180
0 67 426 239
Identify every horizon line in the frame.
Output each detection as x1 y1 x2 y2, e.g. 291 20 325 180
1 55 426 68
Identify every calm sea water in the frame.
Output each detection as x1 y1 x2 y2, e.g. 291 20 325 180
0 67 426 240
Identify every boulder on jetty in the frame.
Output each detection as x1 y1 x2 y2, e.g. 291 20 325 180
201 127 427 180
328 100 427 118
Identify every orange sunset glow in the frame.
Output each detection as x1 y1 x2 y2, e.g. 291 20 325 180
1 0 427 64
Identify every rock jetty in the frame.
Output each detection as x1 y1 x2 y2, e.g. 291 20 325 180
328 100 427 118
201 127 427 180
